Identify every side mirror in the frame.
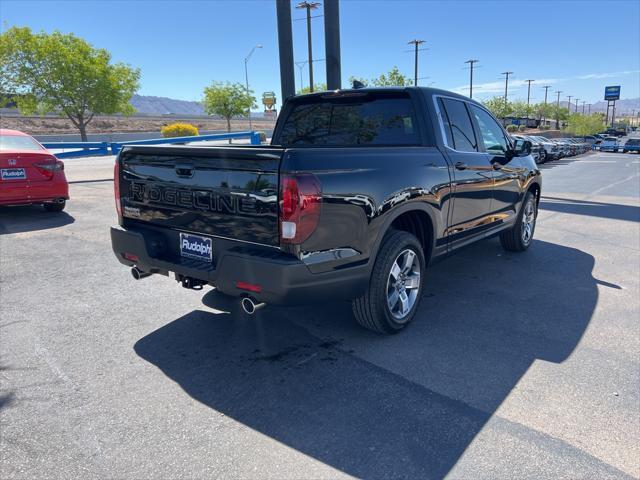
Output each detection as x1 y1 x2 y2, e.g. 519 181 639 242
513 139 532 157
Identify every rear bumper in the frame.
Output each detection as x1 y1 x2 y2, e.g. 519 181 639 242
110 225 369 305
0 174 69 206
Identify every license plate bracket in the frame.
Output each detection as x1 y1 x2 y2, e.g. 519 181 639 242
179 232 213 262
1 168 26 181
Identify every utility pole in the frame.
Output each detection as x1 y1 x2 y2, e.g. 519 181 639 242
582 101 586 114
501 71 513 102
555 90 563 129
408 39 426 86
464 59 479 98
296 1 321 92
542 85 550 127
525 79 534 106
574 98 579 113
244 44 262 131
566 95 572 113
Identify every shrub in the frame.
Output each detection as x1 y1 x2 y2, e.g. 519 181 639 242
258 131 267 143
161 123 199 138
539 124 551 130
506 124 518 132
518 125 526 132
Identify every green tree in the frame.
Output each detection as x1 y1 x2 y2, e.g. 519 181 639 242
510 101 533 118
203 81 256 133
347 67 412 88
483 96 512 120
550 105 570 129
297 83 327 94
0 27 140 141
371 66 413 87
533 102 554 125
566 113 606 136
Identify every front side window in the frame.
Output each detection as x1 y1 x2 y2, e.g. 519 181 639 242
470 105 509 154
439 98 478 152
279 94 420 146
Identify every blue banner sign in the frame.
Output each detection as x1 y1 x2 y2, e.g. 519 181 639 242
604 86 621 101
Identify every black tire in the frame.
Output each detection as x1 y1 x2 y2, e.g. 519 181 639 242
352 230 426 334
500 191 537 252
44 200 66 212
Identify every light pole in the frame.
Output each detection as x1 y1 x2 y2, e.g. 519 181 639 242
244 44 262 130
501 71 513 103
296 1 321 92
407 39 426 86
465 59 479 98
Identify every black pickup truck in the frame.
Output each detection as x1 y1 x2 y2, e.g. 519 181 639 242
111 87 541 333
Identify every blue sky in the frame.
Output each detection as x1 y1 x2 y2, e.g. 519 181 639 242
2 0 639 110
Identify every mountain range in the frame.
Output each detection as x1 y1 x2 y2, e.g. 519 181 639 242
129 94 640 116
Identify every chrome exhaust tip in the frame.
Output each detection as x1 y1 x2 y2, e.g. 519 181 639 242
131 266 152 280
241 296 266 315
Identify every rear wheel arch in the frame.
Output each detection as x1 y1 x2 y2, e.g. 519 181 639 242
370 204 436 269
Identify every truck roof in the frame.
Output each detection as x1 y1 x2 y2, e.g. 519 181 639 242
291 86 480 106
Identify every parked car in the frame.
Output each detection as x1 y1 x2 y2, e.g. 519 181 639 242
0 129 68 211
550 138 572 157
622 138 640 153
529 136 560 160
512 134 545 163
110 87 541 334
600 136 620 152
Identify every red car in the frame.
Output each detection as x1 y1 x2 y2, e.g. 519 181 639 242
0 129 69 212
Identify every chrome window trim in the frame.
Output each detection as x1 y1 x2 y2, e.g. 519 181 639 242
432 94 486 155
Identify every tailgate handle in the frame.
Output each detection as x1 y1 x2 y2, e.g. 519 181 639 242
175 163 194 178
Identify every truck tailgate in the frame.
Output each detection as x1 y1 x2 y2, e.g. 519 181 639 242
118 145 283 247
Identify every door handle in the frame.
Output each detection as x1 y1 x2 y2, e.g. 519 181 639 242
455 162 467 171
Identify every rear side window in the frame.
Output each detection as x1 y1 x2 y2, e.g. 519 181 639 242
278 94 420 146
0 135 43 151
439 98 478 152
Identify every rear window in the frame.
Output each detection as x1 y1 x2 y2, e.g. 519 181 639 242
0 135 43 151
278 93 420 146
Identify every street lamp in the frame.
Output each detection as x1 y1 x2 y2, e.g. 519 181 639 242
244 44 262 131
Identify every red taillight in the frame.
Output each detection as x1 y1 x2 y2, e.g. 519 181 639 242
123 252 139 262
33 159 64 180
279 173 321 244
114 160 122 220
235 281 262 293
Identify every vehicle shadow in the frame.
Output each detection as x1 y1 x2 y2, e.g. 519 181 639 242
540 196 640 223
134 239 604 479
0 205 74 235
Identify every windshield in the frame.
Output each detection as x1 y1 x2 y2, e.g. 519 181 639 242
0 134 43 151
278 93 421 146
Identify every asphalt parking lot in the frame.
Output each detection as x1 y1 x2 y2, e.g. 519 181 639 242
1 146 639 479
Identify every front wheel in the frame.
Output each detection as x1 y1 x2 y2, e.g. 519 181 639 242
499 191 537 252
352 230 425 334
